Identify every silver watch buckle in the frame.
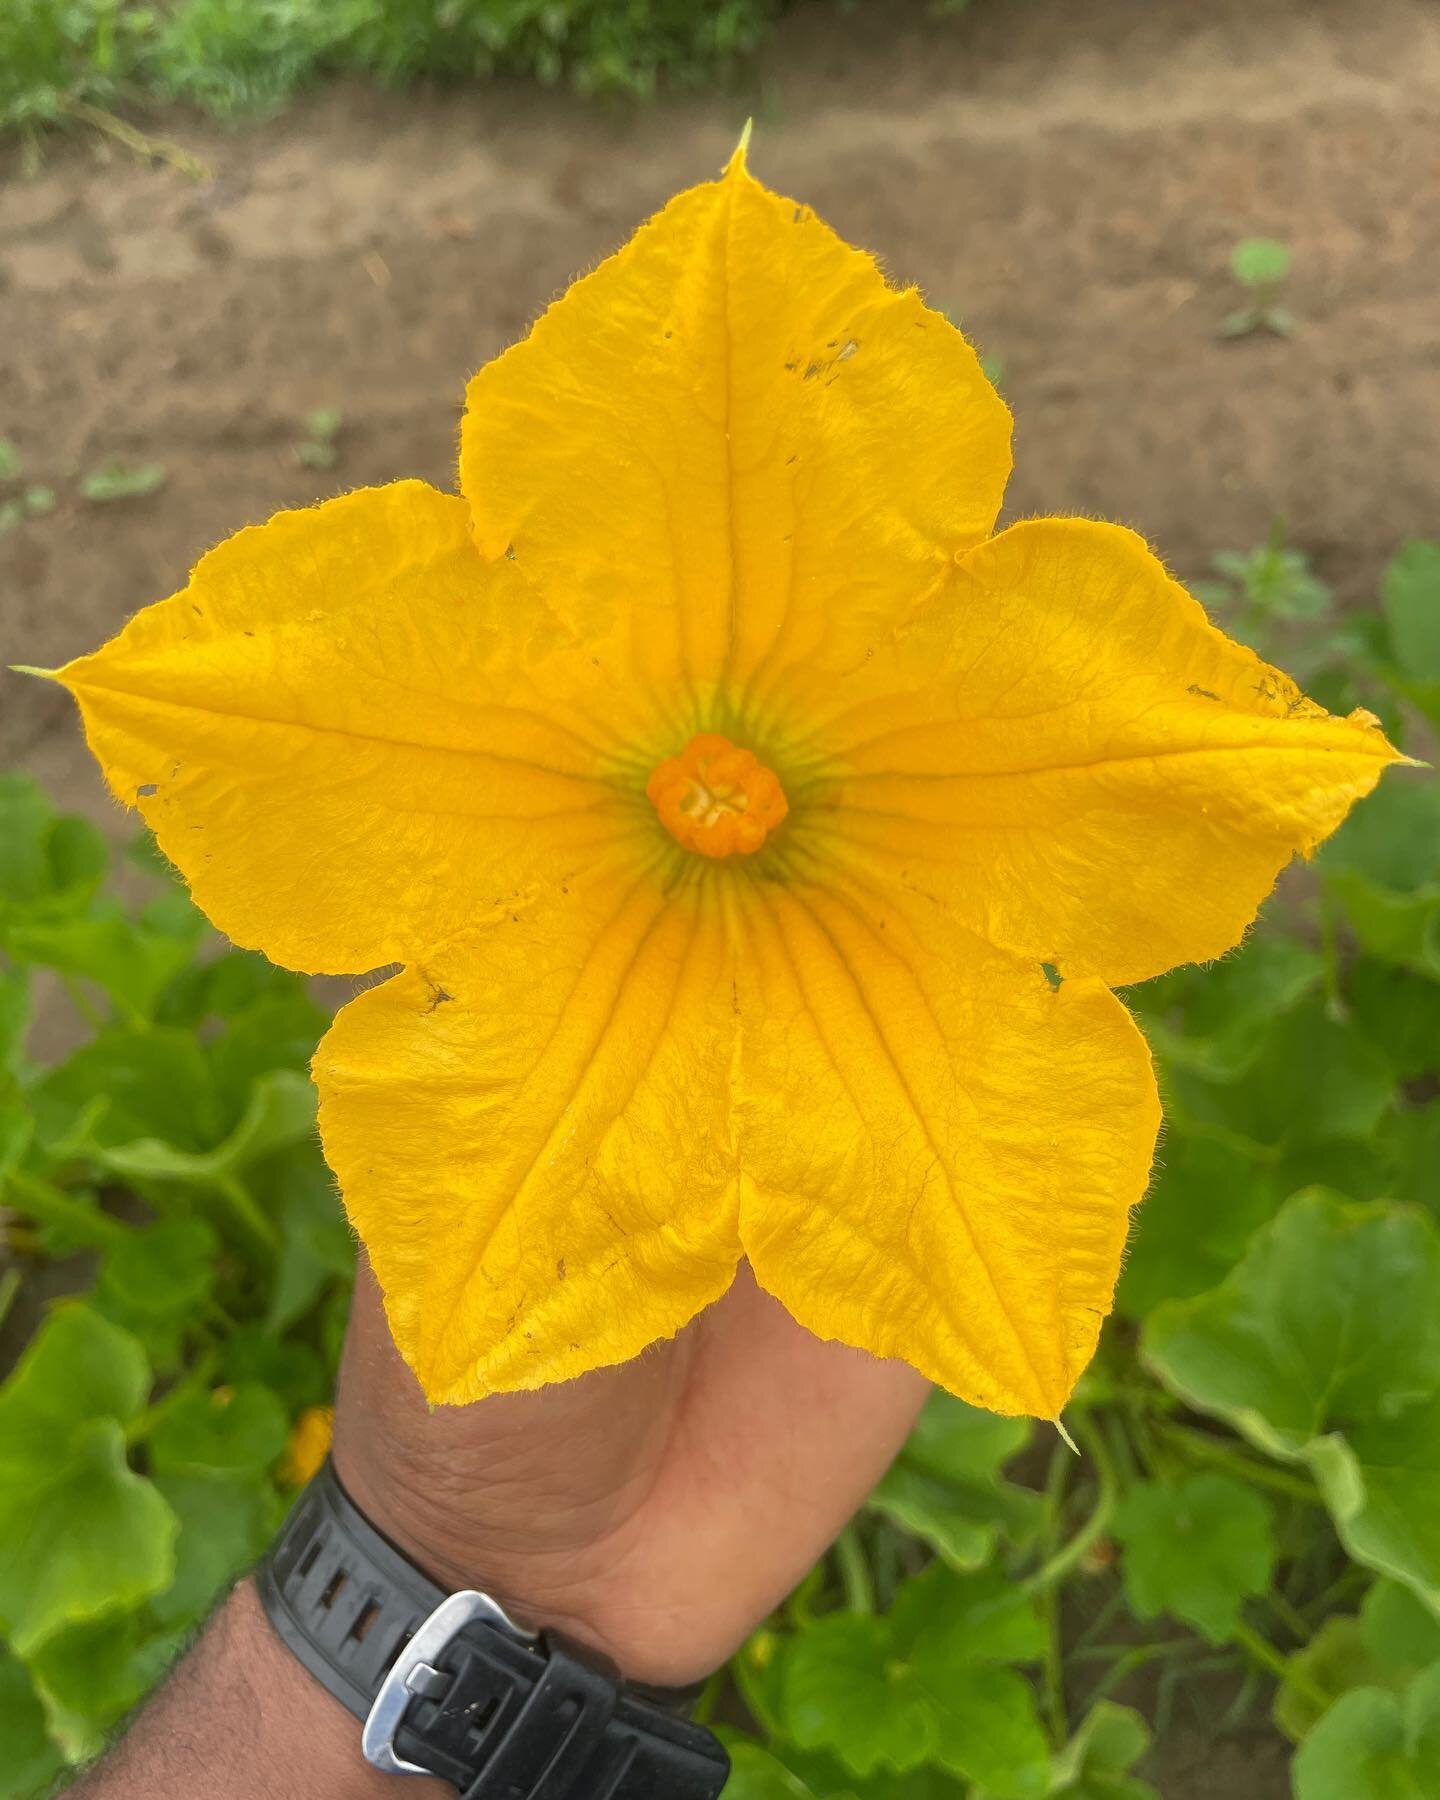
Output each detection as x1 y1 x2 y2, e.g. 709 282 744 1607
362 1589 533 1776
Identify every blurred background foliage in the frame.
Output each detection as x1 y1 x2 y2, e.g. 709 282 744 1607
1 0 882 135
1 533 1437 1796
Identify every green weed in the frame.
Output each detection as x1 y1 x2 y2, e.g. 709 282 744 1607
1220 237 1295 340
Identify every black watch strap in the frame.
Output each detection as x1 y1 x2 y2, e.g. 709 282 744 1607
257 1459 730 1798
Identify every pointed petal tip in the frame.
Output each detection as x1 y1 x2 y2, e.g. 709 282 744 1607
1054 1417 1081 1455
8 663 60 682
725 118 753 176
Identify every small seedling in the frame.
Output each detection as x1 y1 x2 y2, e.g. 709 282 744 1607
79 460 168 502
1219 238 1295 339
294 407 343 469
0 440 60 531
1193 520 1332 661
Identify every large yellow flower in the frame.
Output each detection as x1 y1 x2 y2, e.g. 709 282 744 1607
50 150 1398 1418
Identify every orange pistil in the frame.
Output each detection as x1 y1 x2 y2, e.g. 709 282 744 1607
646 732 788 858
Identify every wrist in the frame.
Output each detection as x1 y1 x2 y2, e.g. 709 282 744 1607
329 1441 663 1682
75 1582 448 1800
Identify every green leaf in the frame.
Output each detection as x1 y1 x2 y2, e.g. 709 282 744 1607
781 1612 933 1777
1363 1581 1440 1677
1346 960 1440 1081
1165 992 1395 1149
1144 1191 1440 1457
1382 542 1440 718
1292 1661 1440 1799
149 1382 288 1480
0 776 107 933
1385 1105 1440 1220
94 1218 219 1370
1132 932 1322 1081
150 1473 275 1628
1231 238 1291 287
0 965 30 1073
31 1026 221 1160
0 1308 176 1653
219 1325 330 1411
264 1143 353 1331
1117 1134 1278 1318
1307 1390 1440 1612
1323 781 1440 977
79 460 167 503
0 1418 175 1658
0 439 20 479
1275 1617 1394 1742
26 1611 188 1755
1048 1701 1158 1798
0 1647 64 1800
712 1736 820 1798
870 1392 1041 1569
6 907 195 1020
97 1068 316 1189
778 1568 1048 1795
1111 1473 1275 1643
892 1562 1047 1669
207 990 326 1131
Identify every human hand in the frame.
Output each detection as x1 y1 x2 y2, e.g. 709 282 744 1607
332 1257 927 1688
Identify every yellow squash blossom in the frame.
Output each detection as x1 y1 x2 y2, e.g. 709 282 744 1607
283 1405 334 1487
46 149 1399 1419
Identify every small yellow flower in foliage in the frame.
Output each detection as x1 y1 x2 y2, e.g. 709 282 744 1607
47 148 1399 1418
284 1405 334 1486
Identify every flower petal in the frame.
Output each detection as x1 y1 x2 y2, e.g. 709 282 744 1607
733 866 1160 1418
55 482 659 975
791 518 1403 985
314 863 741 1403
460 149 1011 722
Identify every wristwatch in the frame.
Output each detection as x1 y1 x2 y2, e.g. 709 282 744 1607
257 1459 731 1797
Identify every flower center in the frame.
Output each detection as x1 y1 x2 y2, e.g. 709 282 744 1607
646 732 788 858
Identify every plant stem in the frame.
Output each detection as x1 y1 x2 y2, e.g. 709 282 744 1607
1267 1589 1313 1645
1023 1414 1119 1599
1161 1424 1320 1504
1038 1441 1072 1744
1231 1618 1323 1707
0 1266 20 1331
834 1524 875 1616
214 1174 279 1258
125 1351 217 1447
5 1169 130 1249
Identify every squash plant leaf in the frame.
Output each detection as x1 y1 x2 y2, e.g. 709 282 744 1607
777 1565 1048 1794
1115 1135 1278 1318
0 1307 176 1655
1048 1700 1159 1799
0 1647 64 1800
869 1392 1042 1569
1144 1192 1440 1608
1292 1661 1440 1800
1111 1473 1276 1644
1143 1191 1440 1456
1321 779 1440 978
148 1381 289 1482
1379 539 1440 730
1306 1391 1440 1612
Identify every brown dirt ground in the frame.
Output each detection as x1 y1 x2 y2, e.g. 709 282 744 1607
4 0 1440 828
2 0 1439 1791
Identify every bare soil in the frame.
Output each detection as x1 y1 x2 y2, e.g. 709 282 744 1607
4 0 1440 831
2 1 1438 1789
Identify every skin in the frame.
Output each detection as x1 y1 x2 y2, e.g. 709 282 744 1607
77 1260 926 1797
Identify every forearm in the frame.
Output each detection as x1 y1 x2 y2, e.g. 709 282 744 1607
71 1581 448 1800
